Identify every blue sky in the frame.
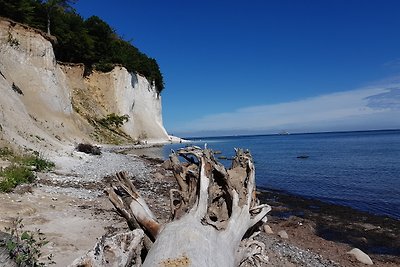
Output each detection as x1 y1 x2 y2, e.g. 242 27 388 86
73 0 400 137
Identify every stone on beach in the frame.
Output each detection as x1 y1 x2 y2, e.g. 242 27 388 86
277 230 289 239
161 159 173 170
347 248 373 265
263 224 274 234
153 172 164 180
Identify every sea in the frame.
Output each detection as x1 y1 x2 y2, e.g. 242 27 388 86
133 130 400 220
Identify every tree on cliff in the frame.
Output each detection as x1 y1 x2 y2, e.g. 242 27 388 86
51 10 94 64
43 0 76 35
0 0 36 25
0 0 165 92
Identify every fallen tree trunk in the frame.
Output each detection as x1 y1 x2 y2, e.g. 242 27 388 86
71 146 271 267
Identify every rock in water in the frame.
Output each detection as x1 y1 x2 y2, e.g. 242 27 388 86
347 248 373 265
277 230 289 239
263 224 274 234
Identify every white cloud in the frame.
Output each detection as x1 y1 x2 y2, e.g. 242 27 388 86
175 84 400 136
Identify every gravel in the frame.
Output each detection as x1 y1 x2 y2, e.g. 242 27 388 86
59 152 151 182
36 151 155 199
259 234 342 267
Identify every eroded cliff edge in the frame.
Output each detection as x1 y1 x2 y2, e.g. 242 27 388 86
0 18 169 155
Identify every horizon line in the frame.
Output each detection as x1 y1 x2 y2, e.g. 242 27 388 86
180 128 400 140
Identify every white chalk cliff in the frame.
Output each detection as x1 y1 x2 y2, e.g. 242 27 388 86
0 18 169 154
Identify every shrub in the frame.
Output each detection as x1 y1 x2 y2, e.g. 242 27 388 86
97 113 129 129
0 165 35 192
21 152 55 172
2 218 55 266
93 62 114 73
0 149 54 192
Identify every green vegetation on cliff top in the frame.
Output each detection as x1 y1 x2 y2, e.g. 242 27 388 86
0 0 164 92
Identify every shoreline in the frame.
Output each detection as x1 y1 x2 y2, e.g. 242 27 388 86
136 153 400 266
131 142 399 221
100 135 190 153
127 144 400 265
0 146 399 266
259 186 400 221
258 187 400 266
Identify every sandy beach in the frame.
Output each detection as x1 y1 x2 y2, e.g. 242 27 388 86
0 146 399 267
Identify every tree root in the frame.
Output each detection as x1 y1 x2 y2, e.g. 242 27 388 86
71 146 271 267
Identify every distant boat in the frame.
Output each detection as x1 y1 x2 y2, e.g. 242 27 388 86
278 131 290 135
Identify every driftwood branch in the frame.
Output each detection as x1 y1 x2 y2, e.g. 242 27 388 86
69 230 144 267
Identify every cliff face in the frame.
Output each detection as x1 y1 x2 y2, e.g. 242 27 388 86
62 64 168 142
0 18 169 154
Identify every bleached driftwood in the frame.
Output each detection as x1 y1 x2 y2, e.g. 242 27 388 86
69 230 144 267
72 146 271 267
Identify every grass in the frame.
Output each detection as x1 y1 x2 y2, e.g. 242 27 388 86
0 148 54 192
20 154 55 172
0 165 35 192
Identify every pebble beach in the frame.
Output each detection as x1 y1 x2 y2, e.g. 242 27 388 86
0 147 399 266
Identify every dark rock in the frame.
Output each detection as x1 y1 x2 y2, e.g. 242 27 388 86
11 83 23 95
76 143 101 155
297 155 309 159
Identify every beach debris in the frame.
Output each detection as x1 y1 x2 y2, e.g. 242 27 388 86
263 224 274 234
347 248 373 265
278 230 289 239
74 147 271 267
69 230 144 267
76 143 101 155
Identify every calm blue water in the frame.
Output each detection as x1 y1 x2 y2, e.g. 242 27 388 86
136 130 400 219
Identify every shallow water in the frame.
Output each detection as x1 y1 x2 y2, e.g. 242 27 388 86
133 130 400 219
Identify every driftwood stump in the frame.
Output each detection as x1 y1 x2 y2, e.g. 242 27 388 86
71 146 271 267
